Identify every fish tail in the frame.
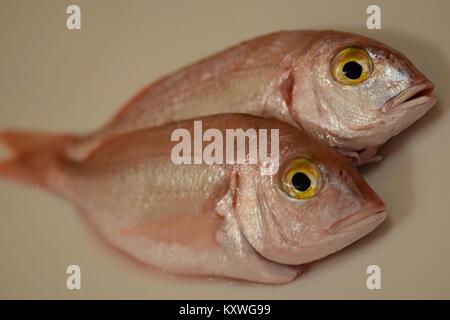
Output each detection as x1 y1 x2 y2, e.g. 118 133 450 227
0 130 78 189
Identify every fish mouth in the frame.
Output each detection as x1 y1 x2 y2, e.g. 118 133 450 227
381 80 436 113
328 209 387 234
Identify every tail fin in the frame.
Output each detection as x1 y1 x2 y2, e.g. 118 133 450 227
0 130 77 189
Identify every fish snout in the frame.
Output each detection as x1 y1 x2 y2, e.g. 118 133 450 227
328 167 387 232
381 78 436 113
328 198 386 234
325 164 387 234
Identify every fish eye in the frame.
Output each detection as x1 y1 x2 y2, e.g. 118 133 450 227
331 47 373 85
281 159 322 200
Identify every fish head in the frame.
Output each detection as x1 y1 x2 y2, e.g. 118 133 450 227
290 30 436 151
233 123 386 265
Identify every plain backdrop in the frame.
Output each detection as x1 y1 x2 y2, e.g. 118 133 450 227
0 0 449 299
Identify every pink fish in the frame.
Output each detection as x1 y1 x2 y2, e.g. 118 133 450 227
64 30 436 165
0 114 386 283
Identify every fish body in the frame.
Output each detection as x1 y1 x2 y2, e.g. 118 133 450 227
0 114 386 283
68 30 436 164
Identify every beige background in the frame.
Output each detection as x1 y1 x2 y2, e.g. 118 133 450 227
0 0 449 299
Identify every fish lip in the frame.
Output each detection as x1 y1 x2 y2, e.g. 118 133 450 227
328 209 387 234
381 80 436 113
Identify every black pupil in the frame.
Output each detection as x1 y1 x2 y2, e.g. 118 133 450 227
291 172 311 192
343 61 363 80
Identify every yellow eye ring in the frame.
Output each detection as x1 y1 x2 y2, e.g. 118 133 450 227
331 47 373 85
281 159 322 200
